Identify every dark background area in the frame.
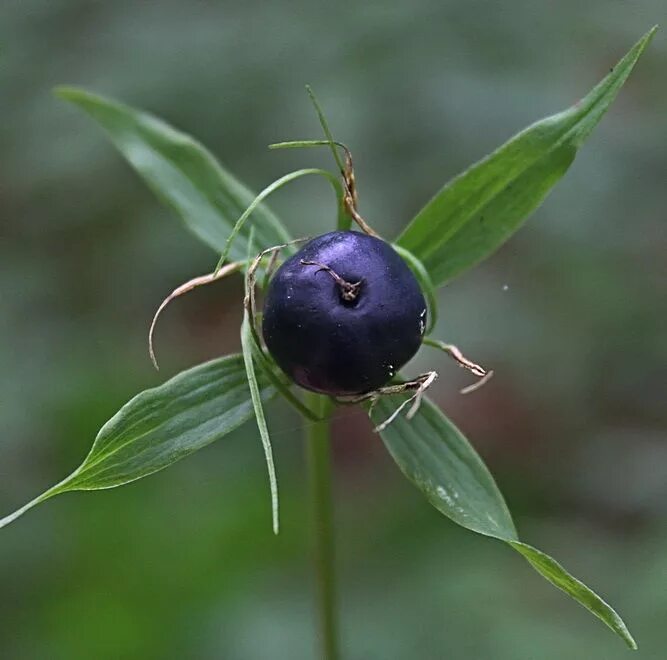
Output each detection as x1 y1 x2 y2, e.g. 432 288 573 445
1 2 665 658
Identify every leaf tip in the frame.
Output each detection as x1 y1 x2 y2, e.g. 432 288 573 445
53 85 97 109
52 85 85 101
53 84 78 100
54 86 115 111
635 25 659 54
634 24 657 41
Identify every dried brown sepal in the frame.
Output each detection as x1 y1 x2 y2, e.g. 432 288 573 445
148 261 243 370
336 371 439 432
424 338 494 394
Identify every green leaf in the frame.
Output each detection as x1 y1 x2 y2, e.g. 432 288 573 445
391 244 438 334
304 85 347 179
1 355 274 530
55 86 292 260
241 313 280 534
396 27 657 286
372 396 516 540
510 541 636 649
214 167 344 274
371 396 637 649
241 225 280 534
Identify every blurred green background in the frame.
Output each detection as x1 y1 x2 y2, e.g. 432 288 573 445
1 2 666 659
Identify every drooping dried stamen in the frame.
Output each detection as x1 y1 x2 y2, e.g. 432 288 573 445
339 147 379 238
423 338 494 394
335 371 439 432
148 261 243 370
460 369 494 395
245 238 312 332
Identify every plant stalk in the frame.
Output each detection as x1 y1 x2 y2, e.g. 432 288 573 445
304 393 339 660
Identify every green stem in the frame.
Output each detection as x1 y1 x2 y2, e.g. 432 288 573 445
304 393 339 660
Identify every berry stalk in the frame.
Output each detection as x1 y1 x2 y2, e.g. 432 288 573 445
305 393 339 660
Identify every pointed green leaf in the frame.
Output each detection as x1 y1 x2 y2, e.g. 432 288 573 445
511 541 637 649
396 27 656 286
55 87 292 260
241 226 280 534
372 395 516 540
214 167 343 274
391 244 438 334
241 314 280 534
371 396 637 649
1 355 274 530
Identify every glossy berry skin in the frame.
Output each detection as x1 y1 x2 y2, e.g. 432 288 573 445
262 231 427 395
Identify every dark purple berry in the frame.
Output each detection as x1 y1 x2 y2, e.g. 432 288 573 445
262 231 427 395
